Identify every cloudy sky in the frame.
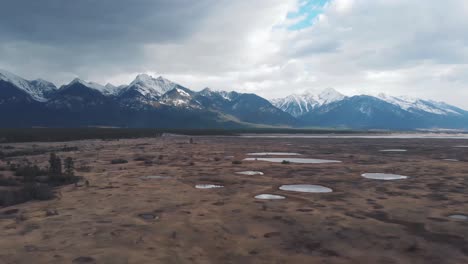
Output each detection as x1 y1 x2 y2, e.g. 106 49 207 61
1 0 468 107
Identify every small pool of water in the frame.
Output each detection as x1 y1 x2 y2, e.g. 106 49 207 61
448 214 468 220
380 149 407 152
279 184 333 193
138 213 158 220
236 171 264 175
443 159 459 162
140 175 171 180
247 152 301 156
195 184 224 189
244 157 341 164
255 194 286 200
361 173 408 180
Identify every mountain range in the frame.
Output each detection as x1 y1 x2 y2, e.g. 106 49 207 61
1 69 467 130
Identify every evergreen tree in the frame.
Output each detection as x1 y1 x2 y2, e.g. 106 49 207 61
64 157 74 177
48 152 63 181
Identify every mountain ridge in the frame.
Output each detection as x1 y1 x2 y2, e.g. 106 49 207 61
0 70 294 128
0 69 466 130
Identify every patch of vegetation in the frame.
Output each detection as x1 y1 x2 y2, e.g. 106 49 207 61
0 146 78 159
0 176 19 186
1 146 15 150
134 155 155 162
232 160 242 165
0 153 79 207
111 159 128 164
281 160 291 164
76 165 92 172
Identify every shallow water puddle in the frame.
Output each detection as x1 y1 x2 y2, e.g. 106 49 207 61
255 194 285 200
195 184 224 189
448 214 468 220
379 149 407 152
236 171 264 175
279 184 333 193
244 157 341 164
454 145 468 148
443 159 459 162
140 175 171 180
138 213 158 220
247 152 301 156
361 173 408 180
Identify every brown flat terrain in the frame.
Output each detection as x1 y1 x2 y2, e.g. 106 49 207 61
1 135 468 264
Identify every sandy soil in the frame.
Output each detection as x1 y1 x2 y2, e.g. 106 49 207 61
1 135 468 264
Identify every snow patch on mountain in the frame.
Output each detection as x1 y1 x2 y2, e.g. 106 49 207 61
199 88 237 101
272 88 345 117
377 93 461 116
126 74 177 98
0 69 57 101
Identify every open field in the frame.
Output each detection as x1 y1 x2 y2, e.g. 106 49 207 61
1 135 468 263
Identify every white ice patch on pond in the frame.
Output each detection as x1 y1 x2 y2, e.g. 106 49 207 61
195 184 224 189
236 171 264 175
443 159 459 162
247 152 301 156
361 173 408 180
140 175 171 180
380 149 407 152
244 157 341 164
255 194 286 200
449 214 468 220
279 184 333 193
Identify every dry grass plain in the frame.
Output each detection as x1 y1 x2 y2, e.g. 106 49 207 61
1 135 468 264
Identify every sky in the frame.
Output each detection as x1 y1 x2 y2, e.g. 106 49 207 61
1 0 468 108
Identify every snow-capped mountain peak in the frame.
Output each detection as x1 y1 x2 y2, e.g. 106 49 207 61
68 78 105 91
0 69 31 90
0 69 57 101
377 93 462 116
272 88 346 117
127 74 178 97
316 87 345 105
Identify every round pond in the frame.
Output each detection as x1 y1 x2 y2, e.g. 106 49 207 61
361 173 408 180
255 194 286 200
195 184 224 189
244 157 341 164
279 184 333 193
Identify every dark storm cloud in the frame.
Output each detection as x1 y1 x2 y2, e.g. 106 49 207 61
0 0 214 45
0 0 222 84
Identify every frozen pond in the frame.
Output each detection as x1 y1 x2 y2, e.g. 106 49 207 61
247 152 301 156
443 159 459 162
448 214 468 220
195 184 224 189
279 184 333 193
255 194 286 200
380 149 407 152
454 145 468 148
140 175 171 180
361 173 408 180
236 171 264 175
244 157 341 164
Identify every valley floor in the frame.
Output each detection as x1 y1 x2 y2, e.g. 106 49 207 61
1 135 468 263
